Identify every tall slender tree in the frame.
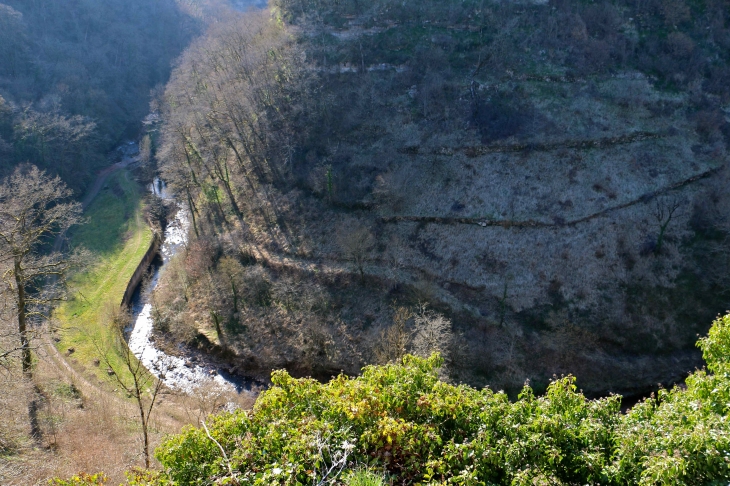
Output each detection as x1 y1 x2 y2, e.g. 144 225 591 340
95 305 165 469
0 165 82 377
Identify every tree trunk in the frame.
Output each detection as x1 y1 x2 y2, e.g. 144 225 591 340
220 177 244 223
186 186 200 238
137 395 150 468
211 311 226 351
15 258 31 376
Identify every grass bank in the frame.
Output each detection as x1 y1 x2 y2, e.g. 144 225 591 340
55 169 153 383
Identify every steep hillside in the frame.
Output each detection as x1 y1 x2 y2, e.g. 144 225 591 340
157 0 730 396
0 0 199 193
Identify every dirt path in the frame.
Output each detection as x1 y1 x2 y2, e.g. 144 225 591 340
43 334 118 404
81 154 140 210
52 153 140 254
398 131 664 157
380 165 722 229
41 149 162 415
42 332 186 430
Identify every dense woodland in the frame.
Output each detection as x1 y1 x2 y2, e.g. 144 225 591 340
0 0 200 193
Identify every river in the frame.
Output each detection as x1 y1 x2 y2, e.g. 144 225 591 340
123 0 269 394
125 179 249 393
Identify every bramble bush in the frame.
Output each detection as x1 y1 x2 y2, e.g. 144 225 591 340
146 315 730 484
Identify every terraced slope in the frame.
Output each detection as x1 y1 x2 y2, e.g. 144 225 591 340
158 0 730 396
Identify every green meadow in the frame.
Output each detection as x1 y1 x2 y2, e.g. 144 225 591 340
55 170 153 382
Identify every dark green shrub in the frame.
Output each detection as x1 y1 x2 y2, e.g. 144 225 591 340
152 314 730 485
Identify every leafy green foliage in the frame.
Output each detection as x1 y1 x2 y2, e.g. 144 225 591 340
345 469 386 486
49 472 109 485
151 314 730 485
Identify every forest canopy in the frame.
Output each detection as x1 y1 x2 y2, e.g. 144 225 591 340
0 0 200 193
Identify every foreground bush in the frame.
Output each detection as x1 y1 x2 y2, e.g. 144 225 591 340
152 315 730 485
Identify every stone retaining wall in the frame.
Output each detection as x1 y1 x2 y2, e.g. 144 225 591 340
121 232 161 307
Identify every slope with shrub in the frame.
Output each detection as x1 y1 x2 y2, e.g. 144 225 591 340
155 0 730 397
143 313 730 485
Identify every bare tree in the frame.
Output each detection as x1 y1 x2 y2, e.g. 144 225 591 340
411 303 453 360
338 225 374 279
374 303 453 368
181 381 230 426
13 107 99 188
374 306 412 364
653 197 683 255
158 10 313 243
0 165 83 377
95 304 165 469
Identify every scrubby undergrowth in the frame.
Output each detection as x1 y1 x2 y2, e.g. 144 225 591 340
130 314 730 485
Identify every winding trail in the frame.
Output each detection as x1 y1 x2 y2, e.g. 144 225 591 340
380 165 722 229
80 155 139 210
42 146 148 399
52 150 140 254
398 131 665 157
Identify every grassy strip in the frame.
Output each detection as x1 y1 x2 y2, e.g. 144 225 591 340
55 170 153 383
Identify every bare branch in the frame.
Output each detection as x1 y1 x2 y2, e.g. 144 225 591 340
0 165 83 377
93 304 164 468
202 420 237 482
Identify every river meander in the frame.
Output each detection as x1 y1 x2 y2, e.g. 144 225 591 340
125 179 247 392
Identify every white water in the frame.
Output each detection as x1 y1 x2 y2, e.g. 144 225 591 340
126 179 239 392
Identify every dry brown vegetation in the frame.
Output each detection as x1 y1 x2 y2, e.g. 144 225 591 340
0 340 255 485
151 224 460 381
0 247 253 483
152 0 730 398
